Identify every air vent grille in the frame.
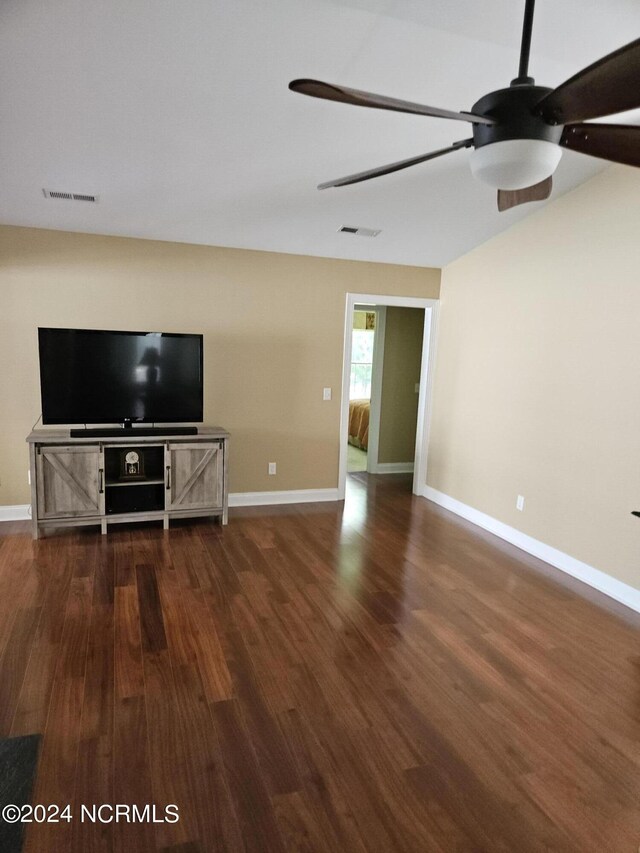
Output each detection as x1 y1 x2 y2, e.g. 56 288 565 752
43 189 99 203
338 225 381 237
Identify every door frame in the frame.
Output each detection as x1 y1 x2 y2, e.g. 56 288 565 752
350 302 386 475
365 304 385 474
338 292 439 499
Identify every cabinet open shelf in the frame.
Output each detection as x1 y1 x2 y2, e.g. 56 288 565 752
106 478 165 487
104 445 166 514
104 444 165 483
106 481 165 515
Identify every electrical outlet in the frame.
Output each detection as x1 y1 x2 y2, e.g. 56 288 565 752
323 387 332 401
516 495 525 511
268 462 276 475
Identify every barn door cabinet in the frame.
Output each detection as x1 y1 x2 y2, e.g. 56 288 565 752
35 444 104 520
26 427 229 539
166 442 223 512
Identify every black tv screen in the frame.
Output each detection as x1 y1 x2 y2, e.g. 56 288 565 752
38 328 203 425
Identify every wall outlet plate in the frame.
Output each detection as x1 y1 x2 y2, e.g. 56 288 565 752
516 495 525 511
268 462 276 475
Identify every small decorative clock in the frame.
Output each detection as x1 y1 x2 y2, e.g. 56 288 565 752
120 449 144 480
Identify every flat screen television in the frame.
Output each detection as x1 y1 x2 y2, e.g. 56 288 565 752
38 327 203 426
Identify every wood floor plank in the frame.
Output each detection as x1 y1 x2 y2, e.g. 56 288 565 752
10 548 74 736
277 707 365 853
171 662 244 852
0 605 42 735
70 594 115 853
71 735 113 853
222 629 301 796
25 576 93 851
142 648 198 850
271 790 344 853
182 586 232 703
114 584 145 700
23 575 93 852
22 675 86 853
211 698 286 853
136 563 168 654
113 695 156 853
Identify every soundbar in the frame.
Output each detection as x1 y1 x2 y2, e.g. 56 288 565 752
70 426 199 438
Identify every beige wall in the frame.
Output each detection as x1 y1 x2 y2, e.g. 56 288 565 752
378 307 424 464
0 225 439 505
427 166 640 590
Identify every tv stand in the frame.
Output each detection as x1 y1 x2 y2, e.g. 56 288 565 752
70 426 199 438
26 426 229 539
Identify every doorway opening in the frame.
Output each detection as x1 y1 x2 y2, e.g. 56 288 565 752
339 293 439 500
347 305 377 474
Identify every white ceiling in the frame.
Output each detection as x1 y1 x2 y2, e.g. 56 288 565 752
1 0 639 267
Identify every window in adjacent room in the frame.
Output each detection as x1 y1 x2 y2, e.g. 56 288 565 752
350 311 376 399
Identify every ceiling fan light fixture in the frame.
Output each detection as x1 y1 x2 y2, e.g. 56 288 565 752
290 0 640 211
469 138 563 190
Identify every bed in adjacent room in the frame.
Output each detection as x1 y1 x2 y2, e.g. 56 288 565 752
348 398 370 450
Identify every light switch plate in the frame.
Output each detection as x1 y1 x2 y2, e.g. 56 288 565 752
323 387 332 401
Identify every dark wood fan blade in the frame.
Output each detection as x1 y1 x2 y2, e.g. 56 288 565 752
497 176 552 212
537 38 640 124
317 140 473 189
289 79 495 125
561 123 640 167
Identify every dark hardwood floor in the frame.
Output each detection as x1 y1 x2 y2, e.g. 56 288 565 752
0 473 639 852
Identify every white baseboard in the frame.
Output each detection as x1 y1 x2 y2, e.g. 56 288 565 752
369 462 415 474
0 504 30 522
229 488 340 507
0 491 341 523
422 485 640 615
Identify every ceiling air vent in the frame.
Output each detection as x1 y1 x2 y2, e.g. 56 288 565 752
338 225 381 237
42 189 99 203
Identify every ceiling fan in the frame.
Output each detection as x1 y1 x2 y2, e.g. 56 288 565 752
289 0 640 211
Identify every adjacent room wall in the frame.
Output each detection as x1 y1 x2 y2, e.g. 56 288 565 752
427 166 640 591
0 225 440 505
378 307 424 464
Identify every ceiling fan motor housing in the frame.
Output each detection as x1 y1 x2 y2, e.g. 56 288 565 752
470 85 565 190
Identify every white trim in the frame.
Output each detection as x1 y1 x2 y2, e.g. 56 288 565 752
422 486 640 615
415 301 439 496
0 504 30 522
229 488 340 507
369 462 415 474
366 306 386 474
338 293 439 501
